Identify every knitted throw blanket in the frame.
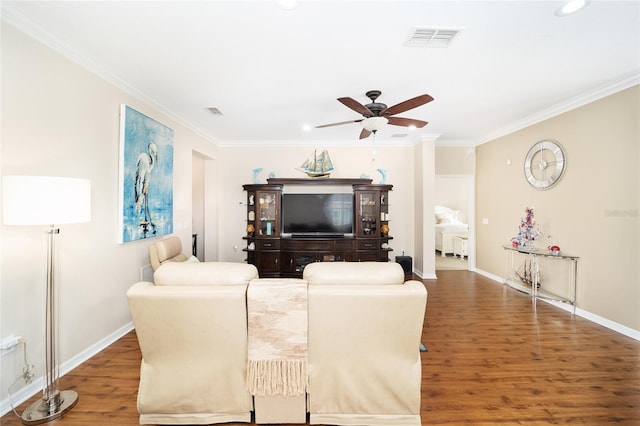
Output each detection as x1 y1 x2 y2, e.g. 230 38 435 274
246 278 308 396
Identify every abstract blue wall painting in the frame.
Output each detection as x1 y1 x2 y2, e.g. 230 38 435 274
119 105 174 243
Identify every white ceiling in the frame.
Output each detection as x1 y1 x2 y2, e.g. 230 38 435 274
3 0 639 147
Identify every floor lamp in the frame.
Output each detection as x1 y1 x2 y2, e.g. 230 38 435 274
2 176 91 425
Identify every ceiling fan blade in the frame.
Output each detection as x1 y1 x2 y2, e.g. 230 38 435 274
338 97 374 117
315 119 363 128
387 116 428 128
380 94 434 117
359 129 372 139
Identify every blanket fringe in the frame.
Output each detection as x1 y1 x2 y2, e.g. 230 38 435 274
247 359 308 396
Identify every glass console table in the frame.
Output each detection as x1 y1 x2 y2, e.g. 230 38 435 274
502 245 579 313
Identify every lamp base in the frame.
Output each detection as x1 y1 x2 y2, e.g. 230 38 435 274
21 390 78 425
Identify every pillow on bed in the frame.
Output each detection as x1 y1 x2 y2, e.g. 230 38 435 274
436 213 454 223
435 207 461 224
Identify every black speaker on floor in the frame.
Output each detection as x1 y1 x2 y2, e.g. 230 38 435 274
395 256 412 275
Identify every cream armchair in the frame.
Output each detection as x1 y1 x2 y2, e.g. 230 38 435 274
126 262 258 425
303 262 427 426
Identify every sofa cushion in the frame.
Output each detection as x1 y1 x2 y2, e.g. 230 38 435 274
154 262 258 286
303 261 404 285
156 236 183 262
149 236 189 271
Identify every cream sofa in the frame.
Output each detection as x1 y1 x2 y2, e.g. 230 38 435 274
126 261 258 425
127 261 426 426
303 262 428 426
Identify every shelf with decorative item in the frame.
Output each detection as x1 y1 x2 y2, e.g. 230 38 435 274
502 244 579 312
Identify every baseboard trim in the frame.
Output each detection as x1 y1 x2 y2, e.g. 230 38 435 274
0 322 134 417
475 268 640 342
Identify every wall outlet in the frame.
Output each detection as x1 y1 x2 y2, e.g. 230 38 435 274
1 335 22 356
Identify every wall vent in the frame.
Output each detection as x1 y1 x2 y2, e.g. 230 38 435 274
406 27 461 47
391 133 408 138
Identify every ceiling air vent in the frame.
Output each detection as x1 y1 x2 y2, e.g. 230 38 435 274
406 27 460 47
206 106 223 116
391 133 408 139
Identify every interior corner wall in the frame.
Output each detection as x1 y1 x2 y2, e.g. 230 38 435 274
475 85 640 332
0 22 219 407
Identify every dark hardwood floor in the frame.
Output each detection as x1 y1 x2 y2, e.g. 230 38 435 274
2 271 638 425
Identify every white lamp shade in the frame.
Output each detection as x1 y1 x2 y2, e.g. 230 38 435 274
3 176 91 225
361 116 389 132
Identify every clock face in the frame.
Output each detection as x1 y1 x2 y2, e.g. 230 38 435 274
524 140 565 190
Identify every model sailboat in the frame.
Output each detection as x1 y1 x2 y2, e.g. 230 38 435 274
297 149 334 178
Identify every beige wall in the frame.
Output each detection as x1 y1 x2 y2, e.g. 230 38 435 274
435 146 475 175
1 23 219 403
476 85 640 331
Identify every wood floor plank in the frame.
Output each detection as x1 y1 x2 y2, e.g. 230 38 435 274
2 270 638 425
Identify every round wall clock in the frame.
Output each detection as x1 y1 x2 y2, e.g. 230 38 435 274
524 139 566 190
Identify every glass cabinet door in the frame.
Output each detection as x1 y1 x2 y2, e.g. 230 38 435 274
258 190 279 237
357 191 378 237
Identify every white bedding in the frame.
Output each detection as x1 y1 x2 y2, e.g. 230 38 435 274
434 205 468 256
435 223 469 256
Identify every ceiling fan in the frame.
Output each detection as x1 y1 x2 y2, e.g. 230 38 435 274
316 90 434 139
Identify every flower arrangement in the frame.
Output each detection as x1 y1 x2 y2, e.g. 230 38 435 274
512 206 541 249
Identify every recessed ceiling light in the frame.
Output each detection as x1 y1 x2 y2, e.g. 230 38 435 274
302 124 311 132
275 0 298 10
555 0 589 17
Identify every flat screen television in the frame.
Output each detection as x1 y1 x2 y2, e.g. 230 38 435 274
282 193 353 237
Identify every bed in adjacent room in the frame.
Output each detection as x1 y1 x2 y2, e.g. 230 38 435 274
434 205 469 256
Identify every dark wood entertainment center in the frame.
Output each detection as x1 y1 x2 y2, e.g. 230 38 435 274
243 178 393 278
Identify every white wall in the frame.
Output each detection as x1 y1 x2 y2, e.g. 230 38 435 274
0 23 219 410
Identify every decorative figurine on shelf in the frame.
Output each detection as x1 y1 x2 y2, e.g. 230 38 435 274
381 223 389 236
268 171 276 179
297 149 334 178
515 258 541 288
246 223 255 237
249 194 255 205
512 206 541 250
252 168 263 184
377 168 387 184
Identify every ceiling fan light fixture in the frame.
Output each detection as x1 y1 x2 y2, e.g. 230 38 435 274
361 117 388 132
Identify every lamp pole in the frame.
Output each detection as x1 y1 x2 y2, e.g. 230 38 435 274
21 225 78 425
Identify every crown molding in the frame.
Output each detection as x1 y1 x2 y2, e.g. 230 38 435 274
1 4 219 146
4 3 637 149
478 72 640 145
